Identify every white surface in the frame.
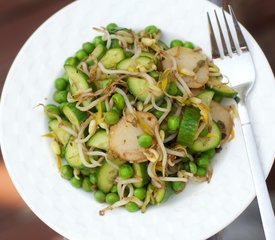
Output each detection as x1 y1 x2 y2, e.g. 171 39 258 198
0 0 275 240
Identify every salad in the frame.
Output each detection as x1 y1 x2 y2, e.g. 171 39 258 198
44 23 237 215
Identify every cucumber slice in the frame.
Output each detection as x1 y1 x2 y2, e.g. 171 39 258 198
64 65 91 106
100 48 125 69
63 103 88 126
127 77 163 102
133 162 150 188
191 121 221 152
197 90 214 107
92 44 107 60
49 119 71 145
176 106 201 147
127 77 149 101
116 56 155 71
97 159 124 193
206 77 238 98
65 140 85 168
65 65 89 92
87 130 109 151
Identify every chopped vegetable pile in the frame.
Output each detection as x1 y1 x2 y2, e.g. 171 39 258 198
44 23 237 215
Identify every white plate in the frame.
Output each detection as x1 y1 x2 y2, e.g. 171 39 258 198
1 0 275 239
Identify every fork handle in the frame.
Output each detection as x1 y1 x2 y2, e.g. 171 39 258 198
242 122 275 239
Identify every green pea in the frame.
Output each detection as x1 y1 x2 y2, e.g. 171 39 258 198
82 42 95 54
119 164 134 179
125 202 139 212
134 188 147 200
112 93 125 110
93 36 105 46
104 110 120 125
75 49 88 61
197 155 209 168
196 167 207 177
149 71 159 79
106 23 118 32
183 41 194 49
144 25 159 34
112 106 122 116
70 177 83 188
124 51 134 58
167 116 180 131
189 162 197 175
61 165 73 180
172 181 185 193
110 39 120 48
94 190 106 203
202 149 216 160
59 102 67 112
53 90 68 104
152 109 163 119
138 133 153 148
45 104 60 120
89 173 97 184
111 184 118 193
166 81 178 96
54 78 68 91
82 177 92 192
170 39 184 48
106 193 119 204
183 162 190 172
64 56 78 66
80 168 94 176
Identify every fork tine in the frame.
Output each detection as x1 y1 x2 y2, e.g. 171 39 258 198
207 12 220 59
222 7 237 54
214 10 228 57
228 5 248 51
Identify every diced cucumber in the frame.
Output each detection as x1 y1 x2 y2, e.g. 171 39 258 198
116 56 155 71
94 79 113 90
177 106 201 147
65 140 85 168
63 103 88 126
97 159 124 193
91 44 107 60
48 119 71 145
206 77 238 98
87 130 109 151
100 48 125 69
191 121 221 152
197 90 215 107
133 162 150 188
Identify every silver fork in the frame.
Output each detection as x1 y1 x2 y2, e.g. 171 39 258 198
207 6 275 239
